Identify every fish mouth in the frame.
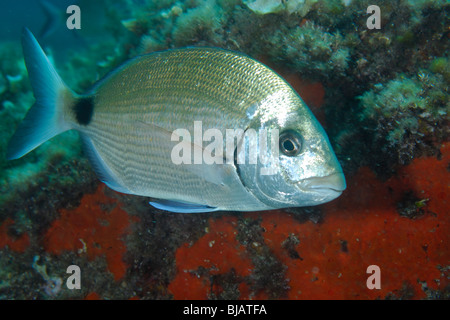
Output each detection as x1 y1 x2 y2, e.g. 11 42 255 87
298 172 346 194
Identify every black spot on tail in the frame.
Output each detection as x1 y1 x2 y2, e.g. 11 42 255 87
74 97 94 125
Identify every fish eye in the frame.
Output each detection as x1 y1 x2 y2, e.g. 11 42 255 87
279 130 302 157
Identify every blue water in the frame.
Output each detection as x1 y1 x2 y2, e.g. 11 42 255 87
0 0 75 44
0 0 117 62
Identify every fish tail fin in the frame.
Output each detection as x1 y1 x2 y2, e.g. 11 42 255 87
39 0 62 39
6 28 75 160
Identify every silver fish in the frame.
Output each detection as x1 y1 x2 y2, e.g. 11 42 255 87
7 29 346 213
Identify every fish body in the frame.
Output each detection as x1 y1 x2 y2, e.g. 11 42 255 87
7 29 346 213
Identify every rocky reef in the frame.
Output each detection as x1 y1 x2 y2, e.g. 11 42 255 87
0 0 448 299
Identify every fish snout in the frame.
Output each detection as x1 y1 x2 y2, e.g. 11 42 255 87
299 172 346 194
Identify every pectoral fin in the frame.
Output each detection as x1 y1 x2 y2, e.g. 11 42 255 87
137 120 236 187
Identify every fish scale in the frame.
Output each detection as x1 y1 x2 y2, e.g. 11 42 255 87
7 29 346 213
77 49 283 208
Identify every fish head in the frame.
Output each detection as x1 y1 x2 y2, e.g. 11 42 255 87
237 92 346 209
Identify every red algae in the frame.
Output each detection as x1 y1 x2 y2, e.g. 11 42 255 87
44 184 137 281
84 292 101 300
283 73 325 110
169 216 253 299
168 143 448 299
0 218 30 253
287 75 326 127
262 142 449 299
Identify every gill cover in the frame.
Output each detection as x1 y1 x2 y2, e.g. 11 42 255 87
235 126 299 208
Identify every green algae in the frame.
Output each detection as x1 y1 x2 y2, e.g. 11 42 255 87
357 70 448 166
172 0 225 46
267 20 350 79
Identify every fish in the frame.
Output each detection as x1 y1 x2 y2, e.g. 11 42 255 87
39 0 62 39
7 28 346 213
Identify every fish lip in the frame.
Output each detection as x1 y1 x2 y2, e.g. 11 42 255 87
297 172 346 193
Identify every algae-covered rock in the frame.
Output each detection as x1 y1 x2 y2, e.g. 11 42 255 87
172 0 225 46
267 20 350 78
244 0 284 14
358 72 449 165
244 0 318 15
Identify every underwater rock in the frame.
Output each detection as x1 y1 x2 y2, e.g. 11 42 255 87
43 185 137 281
267 21 350 78
172 0 224 46
138 34 166 54
358 72 449 165
244 0 284 14
244 0 318 16
121 18 141 34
